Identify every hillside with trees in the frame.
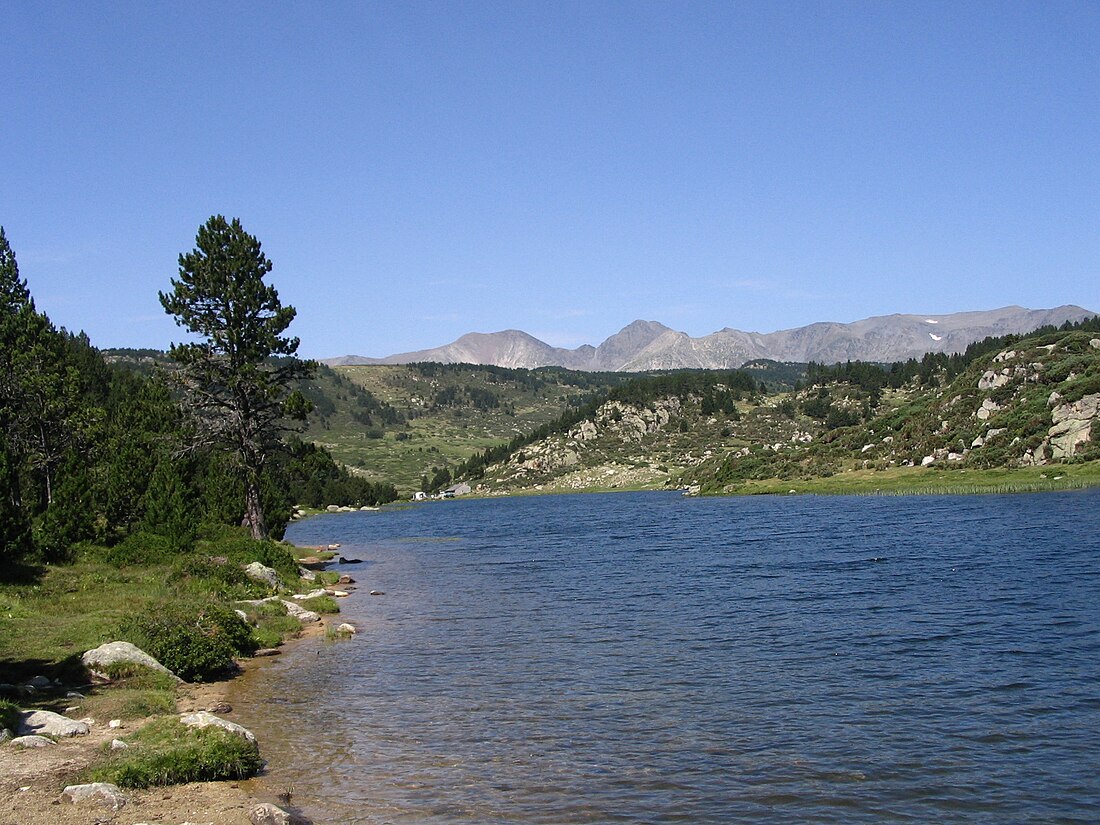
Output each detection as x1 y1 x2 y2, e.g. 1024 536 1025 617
306 359 808 494
0 222 396 574
424 319 1100 496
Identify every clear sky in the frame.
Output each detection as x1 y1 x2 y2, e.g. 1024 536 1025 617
3 1 1098 359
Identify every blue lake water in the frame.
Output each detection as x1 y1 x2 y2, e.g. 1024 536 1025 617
231 490 1100 824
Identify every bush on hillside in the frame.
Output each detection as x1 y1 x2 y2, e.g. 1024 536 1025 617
119 602 257 682
196 525 299 583
169 555 260 599
81 532 177 566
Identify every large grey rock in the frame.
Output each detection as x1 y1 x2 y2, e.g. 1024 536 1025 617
291 588 329 601
249 802 312 825
9 735 55 748
61 782 127 810
1048 393 1099 459
280 600 320 623
244 561 280 589
82 641 180 681
179 711 257 743
18 710 89 738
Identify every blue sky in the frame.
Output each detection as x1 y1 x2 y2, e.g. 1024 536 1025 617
3 1 1098 359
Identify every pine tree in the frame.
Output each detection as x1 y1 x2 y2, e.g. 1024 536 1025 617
0 228 89 512
142 458 195 552
0 431 31 567
160 216 314 539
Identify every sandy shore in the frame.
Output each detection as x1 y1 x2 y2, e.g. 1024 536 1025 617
0 622 328 825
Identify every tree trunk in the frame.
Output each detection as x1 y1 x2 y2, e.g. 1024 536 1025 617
242 476 267 540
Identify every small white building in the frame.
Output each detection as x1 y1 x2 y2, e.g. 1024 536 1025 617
441 482 472 498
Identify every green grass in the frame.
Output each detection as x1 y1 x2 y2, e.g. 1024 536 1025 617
0 531 328 684
0 560 175 683
88 717 263 788
81 686 177 721
703 461 1100 497
297 595 340 614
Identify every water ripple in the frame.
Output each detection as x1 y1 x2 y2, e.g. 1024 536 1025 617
229 490 1100 824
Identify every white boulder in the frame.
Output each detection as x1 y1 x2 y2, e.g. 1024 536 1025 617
18 710 89 738
244 561 280 589
82 641 180 682
179 711 257 743
61 782 127 810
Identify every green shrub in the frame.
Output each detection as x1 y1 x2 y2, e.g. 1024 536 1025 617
238 600 302 648
83 532 177 566
252 615 301 649
119 602 257 682
169 555 262 599
0 699 21 732
197 528 299 583
91 717 262 788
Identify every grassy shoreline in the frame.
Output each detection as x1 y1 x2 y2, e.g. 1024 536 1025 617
0 528 347 820
699 461 1100 497
451 459 1100 499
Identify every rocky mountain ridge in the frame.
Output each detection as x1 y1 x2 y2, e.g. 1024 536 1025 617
327 305 1094 371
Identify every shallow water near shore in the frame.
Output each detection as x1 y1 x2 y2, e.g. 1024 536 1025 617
230 490 1100 824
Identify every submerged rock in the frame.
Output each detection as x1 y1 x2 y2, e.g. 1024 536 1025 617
249 801 313 825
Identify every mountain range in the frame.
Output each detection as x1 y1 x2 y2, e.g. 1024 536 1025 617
324 305 1096 372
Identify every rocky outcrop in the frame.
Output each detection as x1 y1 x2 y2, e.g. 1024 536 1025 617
244 561 280 590
17 710 89 738
501 397 682 482
60 783 127 810
82 641 180 682
975 398 1001 420
1048 393 1099 459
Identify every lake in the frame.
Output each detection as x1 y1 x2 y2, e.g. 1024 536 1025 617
229 490 1100 824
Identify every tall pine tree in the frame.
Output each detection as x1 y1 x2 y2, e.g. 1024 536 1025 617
160 216 313 539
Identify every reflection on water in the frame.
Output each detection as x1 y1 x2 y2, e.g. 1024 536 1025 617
229 490 1100 824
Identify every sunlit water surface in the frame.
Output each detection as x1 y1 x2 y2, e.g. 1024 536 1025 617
229 490 1100 824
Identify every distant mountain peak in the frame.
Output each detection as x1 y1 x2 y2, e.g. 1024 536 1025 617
323 305 1096 371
